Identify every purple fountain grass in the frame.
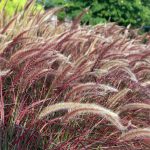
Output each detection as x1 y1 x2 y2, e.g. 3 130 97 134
0 1 150 149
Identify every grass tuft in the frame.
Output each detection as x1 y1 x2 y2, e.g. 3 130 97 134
0 0 150 149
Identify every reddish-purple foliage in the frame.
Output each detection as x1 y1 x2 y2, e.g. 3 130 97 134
0 2 150 149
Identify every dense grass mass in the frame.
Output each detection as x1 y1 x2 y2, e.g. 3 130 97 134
0 1 150 150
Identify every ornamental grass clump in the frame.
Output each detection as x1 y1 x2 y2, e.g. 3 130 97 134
0 1 150 149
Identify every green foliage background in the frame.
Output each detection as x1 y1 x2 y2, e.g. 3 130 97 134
40 0 150 27
1 0 150 28
0 0 43 16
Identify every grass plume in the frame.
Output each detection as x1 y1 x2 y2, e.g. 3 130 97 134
0 0 150 149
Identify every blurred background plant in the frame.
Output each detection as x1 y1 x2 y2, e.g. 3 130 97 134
38 0 150 28
0 0 43 17
1 0 150 29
